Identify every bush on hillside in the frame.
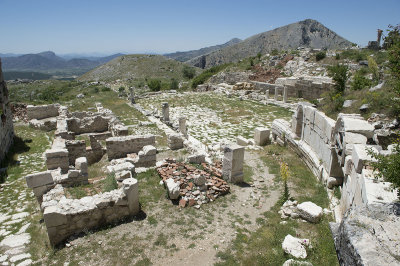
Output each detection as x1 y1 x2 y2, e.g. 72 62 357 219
351 71 372 91
148 79 161 91
191 64 230 89
328 64 349 93
170 78 179 90
182 65 196 79
316 51 326 61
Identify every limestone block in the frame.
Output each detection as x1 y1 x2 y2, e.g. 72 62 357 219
106 135 155 160
179 117 187 137
107 162 135 174
75 157 88 176
122 178 139 215
303 106 316 125
25 171 54 188
343 156 353 176
327 176 343 189
282 234 309 259
45 148 69 172
165 178 180 199
222 144 244 183
297 201 323 223
167 133 184 150
340 117 375 139
236 136 249 146
65 140 87 166
162 102 169 122
115 170 132 181
27 104 60 120
254 127 270 146
352 144 377 173
142 145 157 156
188 154 206 164
43 205 67 228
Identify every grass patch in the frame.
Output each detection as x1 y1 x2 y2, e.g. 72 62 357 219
102 173 118 192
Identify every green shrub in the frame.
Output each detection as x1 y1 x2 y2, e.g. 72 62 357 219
101 86 111 92
316 51 326 61
368 56 379 82
169 78 179 90
335 53 341 60
191 64 230 88
118 86 125 93
257 52 262 59
148 79 161 91
271 49 279 56
368 138 400 199
328 64 349 93
351 71 372 90
182 65 196 79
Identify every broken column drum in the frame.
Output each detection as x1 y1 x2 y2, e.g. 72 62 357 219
179 117 187 137
162 102 169 122
222 144 244 183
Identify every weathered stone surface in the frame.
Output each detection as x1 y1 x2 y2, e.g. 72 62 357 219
43 205 68 228
66 115 110 134
351 144 377 173
282 234 309 259
75 157 88 176
167 133 184 150
0 59 14 164
254 127 270 146
45 148 69 173
179 117 187 137
66 140 87 166
27 104 60 120
107 162 135 174
25 171 53 188
282 259 312 266
297 202 323 223
236 136 249 146
162 102 169 122
106 135 155 160
333 203 400 266
29 117 57 131
165 178 180 200
222 144 244 183
123 178 139 215
188 154 206 164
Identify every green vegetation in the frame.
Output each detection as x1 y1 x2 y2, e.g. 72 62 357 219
351 70 372 91
191 63 231 88
316 51 326 61
328 64 349 94
169 78 179 90
369 138 400 199
102 173 118 192
147 79 161 92
280 162 290 202
182 65 196 79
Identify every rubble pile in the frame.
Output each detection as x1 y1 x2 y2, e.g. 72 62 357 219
157 158 230 208
11 103 28 122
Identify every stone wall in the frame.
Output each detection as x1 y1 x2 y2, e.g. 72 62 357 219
106 135 156 160
27 104 60 120
66 115 110 134
0 59 14 163
41 178 139 246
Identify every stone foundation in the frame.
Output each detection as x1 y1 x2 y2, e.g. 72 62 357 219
106 135 156 160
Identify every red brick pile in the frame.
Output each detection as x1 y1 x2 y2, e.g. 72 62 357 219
157 158 230 208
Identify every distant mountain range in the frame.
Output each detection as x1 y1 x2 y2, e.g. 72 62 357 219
187 19 353 68
0 51 124 77
164 38 242 62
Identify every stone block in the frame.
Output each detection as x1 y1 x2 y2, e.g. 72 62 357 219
236 136 249 146
352 144 377 173
106 135 155 160
45 148 69 172
75 157 88 176
43 205 67 228
27 104 60 120
107 162 135 174
25 171 54 188
222 144 244 183
123 178 140 215
296 201 323 223
188 154 206 164
115 170 132 181
254 127 270 146
165 178 180 200
142 145 157 156
162 102 169 122
65 140 87 166
167 133 184 150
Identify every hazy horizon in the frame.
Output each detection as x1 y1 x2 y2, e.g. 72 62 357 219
1 0 399 55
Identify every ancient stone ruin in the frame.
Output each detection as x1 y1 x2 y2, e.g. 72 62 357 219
23 102 157 245
0 59 14 164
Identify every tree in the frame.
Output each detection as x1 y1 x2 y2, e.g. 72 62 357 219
182 65 196 79
328 64 349 94
369 139 400 199
280 162 290 202
169 78 179 90
316 51 326 61
384 24 400 115
147 79 161 91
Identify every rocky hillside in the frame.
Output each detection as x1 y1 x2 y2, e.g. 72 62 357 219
164 38 242 62
188 19 353 69
78 54 201 82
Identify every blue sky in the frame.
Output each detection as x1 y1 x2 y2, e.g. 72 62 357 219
1 0 399 55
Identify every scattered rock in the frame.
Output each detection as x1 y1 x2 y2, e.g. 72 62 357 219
282 234 309 259
296 202 323 223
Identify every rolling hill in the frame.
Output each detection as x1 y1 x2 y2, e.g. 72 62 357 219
78 54 201 82
164 38 242 62
187 19 353 68
1 51 123 77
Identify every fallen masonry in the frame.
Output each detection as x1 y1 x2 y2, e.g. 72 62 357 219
157 159 230 208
